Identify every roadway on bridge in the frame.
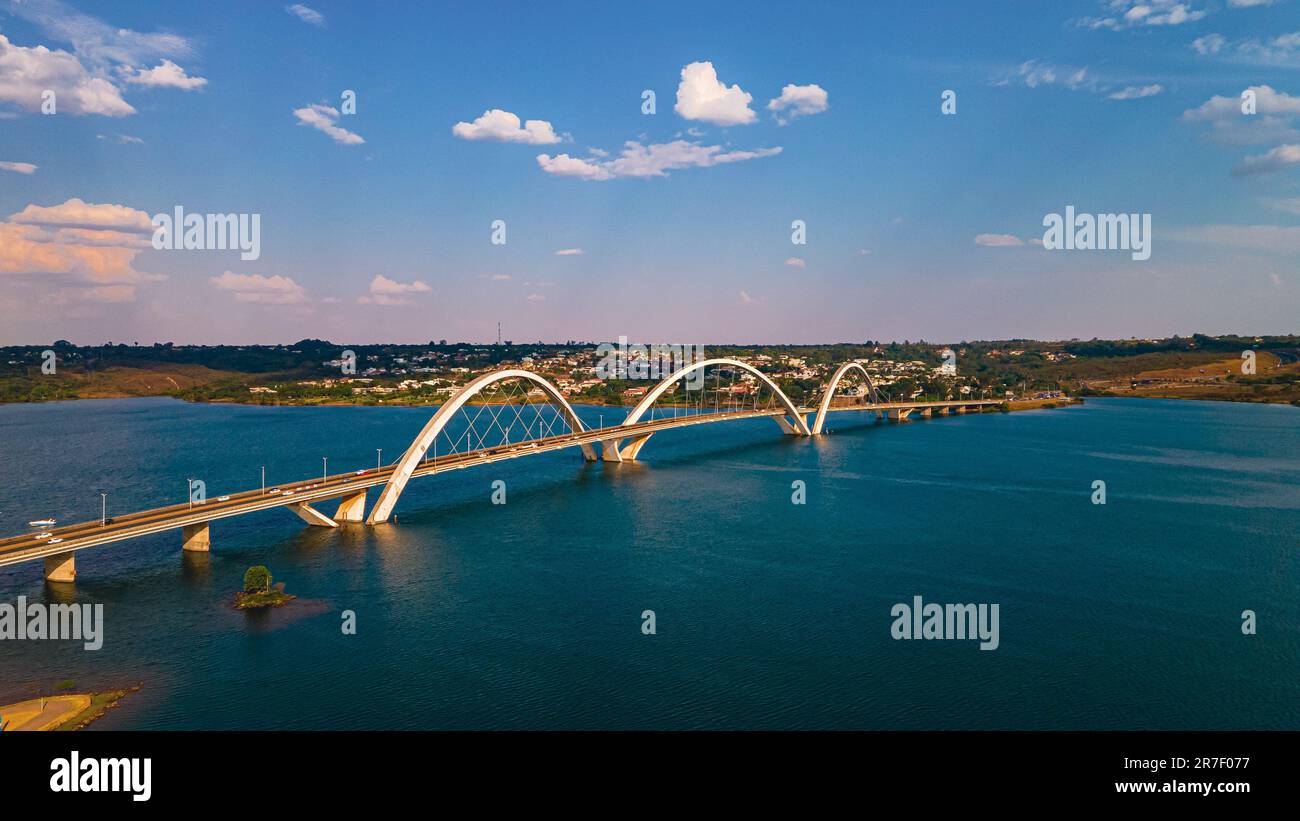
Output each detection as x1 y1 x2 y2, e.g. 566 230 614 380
0 407 788 567
0 398 998 570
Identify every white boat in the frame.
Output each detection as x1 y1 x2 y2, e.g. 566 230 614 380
28 519 56 527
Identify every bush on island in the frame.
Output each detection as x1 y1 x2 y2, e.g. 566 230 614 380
244 565 271 593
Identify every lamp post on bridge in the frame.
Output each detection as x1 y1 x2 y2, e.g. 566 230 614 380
376 449 382 472
186 478 195 510
322 457 328 483
261 465 266 495
100 492 107 526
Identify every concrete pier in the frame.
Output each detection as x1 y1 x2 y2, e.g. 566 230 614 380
182 522 211 552
334 490 367 522
44 551 76 583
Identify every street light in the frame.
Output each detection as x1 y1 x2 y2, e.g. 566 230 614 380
261 465 266 495
186 478 194 509
376 448 382 471
323 457 328 483
100 492 107 526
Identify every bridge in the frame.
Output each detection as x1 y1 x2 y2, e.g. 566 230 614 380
0 359 1001 582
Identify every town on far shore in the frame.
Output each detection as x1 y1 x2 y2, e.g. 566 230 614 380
2 334 1298 409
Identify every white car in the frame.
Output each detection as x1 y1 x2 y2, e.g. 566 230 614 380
284 491 295 497
35 532 52 539
49 538 63 544
217 495 230 502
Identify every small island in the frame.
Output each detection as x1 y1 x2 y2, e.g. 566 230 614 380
233 565 296 610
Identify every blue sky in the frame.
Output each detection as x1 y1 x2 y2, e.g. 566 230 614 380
1 0 1298 345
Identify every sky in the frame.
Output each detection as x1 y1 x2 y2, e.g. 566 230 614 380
1 0 1299 346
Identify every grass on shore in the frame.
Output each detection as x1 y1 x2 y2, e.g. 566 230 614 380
54 687 137 731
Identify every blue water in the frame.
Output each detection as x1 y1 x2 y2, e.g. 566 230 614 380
0 397 1296 729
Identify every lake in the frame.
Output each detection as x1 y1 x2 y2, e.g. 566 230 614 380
0 396 1296 729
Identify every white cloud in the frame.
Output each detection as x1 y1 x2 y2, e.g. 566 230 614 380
210 271 307 304
1228 0 1277 6
784 257 806 268
1081 1 1207 30
1183 85 1300 121
1192 34 1226 54
0 198 163 298
975 233 1025 247
537 139 781 181
286 4 326 26
526 293 546 302
1233 143 1300 175
1006 60 1092 91
293 103 364 145
1110 84 1163 100
452 109 561 144
767 83 828 125
359 274 430 306
0 0 209 121
0 161 37 174
10 198 153 233
554 248 584 256
7 0 192 68
1017 61 1057 87
674 61 756 126
536 152 612 180
1182 85 1300 145
98 133 144 144
120 59 207 90
1189 29 1300 66
738 290 756 305
1235 31 1300 66
0 34 134 116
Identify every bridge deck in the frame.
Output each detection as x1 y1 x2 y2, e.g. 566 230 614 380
0 398 999 569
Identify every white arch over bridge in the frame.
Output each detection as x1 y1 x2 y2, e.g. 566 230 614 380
811 362 880 435
601 357 810 462
367 369 595 523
